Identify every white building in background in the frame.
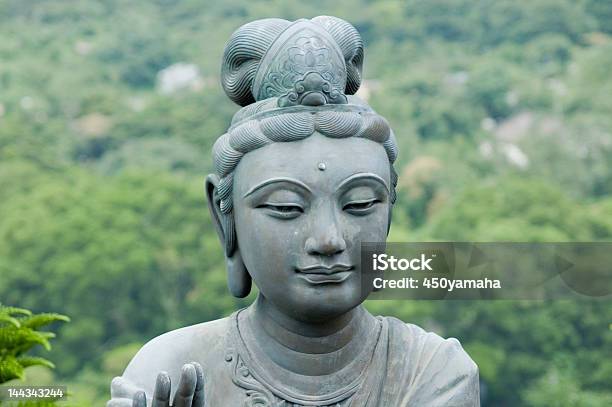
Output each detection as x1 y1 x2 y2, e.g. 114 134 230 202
156 63 203 95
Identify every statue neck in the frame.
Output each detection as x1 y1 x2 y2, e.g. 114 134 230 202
240 294 378 376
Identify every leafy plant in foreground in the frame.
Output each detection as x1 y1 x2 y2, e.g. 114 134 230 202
0 303 69 384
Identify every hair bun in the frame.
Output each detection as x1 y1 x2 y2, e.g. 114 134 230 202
221 16 364 107
221 18 290 106
310 16 363 95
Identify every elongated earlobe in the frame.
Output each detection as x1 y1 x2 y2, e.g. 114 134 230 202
387 204 393 235
205 174 252 298
227 251 252 298
376 206 393 294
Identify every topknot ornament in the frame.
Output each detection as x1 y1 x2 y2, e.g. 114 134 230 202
221 16 363 108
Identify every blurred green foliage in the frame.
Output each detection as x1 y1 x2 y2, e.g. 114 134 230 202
0 0 611 405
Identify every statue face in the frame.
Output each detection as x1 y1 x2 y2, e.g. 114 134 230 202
232 132 391 321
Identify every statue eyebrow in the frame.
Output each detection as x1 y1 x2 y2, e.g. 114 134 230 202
243 177 313 198
337 173 389 192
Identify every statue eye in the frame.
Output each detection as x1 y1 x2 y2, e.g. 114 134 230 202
343 199 380 214
258 203 304 219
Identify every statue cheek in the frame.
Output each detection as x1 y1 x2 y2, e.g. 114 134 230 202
349 213 389 241
342 221 362 245
239 218 300 264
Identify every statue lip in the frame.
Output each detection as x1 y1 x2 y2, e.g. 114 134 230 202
296 266 353 285
297 264 353 275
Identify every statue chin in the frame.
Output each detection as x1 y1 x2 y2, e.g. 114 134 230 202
261 286 369 324
108 15 480 407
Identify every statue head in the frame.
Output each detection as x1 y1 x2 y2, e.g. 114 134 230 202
206 16 398 322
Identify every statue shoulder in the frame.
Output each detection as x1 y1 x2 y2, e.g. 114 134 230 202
107 316 232 405
384 317 480 406
124 316 230 383
386 316 478 374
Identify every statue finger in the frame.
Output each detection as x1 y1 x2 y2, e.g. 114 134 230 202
132 391 147 407
190 362 205 407
172 363 197 407
151 371 171 407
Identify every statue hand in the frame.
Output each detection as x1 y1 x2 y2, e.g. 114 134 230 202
132 362 205 407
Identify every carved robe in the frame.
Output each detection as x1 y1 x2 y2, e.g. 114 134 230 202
108 310 479 406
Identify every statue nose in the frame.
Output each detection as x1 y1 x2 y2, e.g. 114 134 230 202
305 233 347 256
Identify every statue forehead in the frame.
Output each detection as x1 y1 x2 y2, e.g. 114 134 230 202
233 133 390 193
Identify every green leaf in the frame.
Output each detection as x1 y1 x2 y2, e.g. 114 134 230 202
0 355 25 383
0 314 21 328
0 304 32 318
0 328 53 354
19 314 70 330
17 356 55 370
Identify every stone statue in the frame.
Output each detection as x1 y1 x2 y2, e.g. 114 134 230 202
107 16 479 407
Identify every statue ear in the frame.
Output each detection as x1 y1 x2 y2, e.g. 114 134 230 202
387 203 393 236
205 174 226 245
205 174 252 298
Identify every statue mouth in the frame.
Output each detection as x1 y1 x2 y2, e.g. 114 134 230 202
296 264 354 284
